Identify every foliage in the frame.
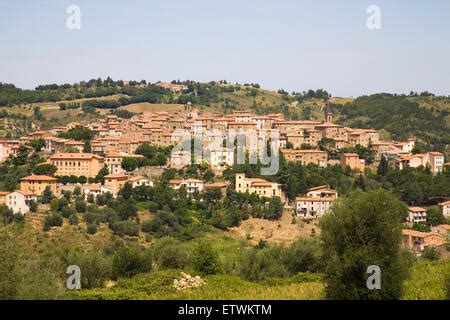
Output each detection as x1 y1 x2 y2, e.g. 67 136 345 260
192 240 221 275
320 189 410 299
112 246 152 279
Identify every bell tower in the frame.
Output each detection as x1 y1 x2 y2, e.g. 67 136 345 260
323 104 333 123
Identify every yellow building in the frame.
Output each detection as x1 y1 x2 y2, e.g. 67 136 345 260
49 153 105 178
20 175 57 195
281 149 327 167
235 173 283 200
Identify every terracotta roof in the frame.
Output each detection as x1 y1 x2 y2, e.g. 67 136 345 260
408 207 427 212
296 197 336 202
438 224 450 230
204 182 228 188
437 200 450 206
17 190 35 196
49 153 104 160
20 175 57 182
402 229 427 237
342 153 359 157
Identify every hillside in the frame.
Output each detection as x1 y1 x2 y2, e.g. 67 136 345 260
332 94 450 156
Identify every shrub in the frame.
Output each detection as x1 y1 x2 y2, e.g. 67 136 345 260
112 246 152 279
29 200 38 213
61 206 76 219
151 237 190 269
111 221 140 237
239 246 290 281
68 214 79 225
65 251 111 289
43 213 63 231
284 239 323 273
86 223 98 235
75 198 87 213
192 240 221 275
421 247 440 261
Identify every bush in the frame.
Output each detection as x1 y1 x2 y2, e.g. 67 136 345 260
68 214 79 225
61 206 76 218
86 223 98 235
192 240 221 275
29 200 38 213
239 246 290 281
151 237 190 269
284 239 323 273
43 213 63 231
112 246 152 279
75 198 87 213
421 247 440 261
111 220 140 237
65 251 111 289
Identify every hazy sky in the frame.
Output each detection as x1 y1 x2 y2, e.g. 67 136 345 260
1 0 449 97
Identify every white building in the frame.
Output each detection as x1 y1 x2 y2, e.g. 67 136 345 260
208 147 234 174
295 197 335 219
437 201 450 218
306 185 337 198
169 179 204 194
127 175 154 188
6 190 37 214
407 207 427 225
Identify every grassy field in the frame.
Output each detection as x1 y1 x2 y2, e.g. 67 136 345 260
402 260 450 300
70 270 325 300
117 102 185 113
6 94 127 117
69 260 449 300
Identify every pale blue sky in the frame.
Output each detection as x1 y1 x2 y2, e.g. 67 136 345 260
1 0 449 97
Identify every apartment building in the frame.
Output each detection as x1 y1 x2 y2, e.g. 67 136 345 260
340 153 365 173
20 175 57 195
169 179 204 194
208 147 234 174
437 200 450 217
235 173 283 199
295 196 336 218
407 207 427 225
281 149 327 167
306 185 337 198
104 173 129 196
395 152 444 175
402 229 446 252
6 190 37 214
49 153 105 177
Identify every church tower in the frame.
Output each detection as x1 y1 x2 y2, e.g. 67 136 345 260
323 104 333 123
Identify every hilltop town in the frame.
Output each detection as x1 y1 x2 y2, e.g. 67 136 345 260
0 80 449 300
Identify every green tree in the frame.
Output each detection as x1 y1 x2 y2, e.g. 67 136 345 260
32 163 57 176
41 186 54 204
192 240 221 275
286 175 297 201
121 157 139 172
421 247 440 261
320 189 410 299
426 207 445 226
83 140 92 153
28 139 45 152
66 251 111 289
111 246 152 279
377 155 389 176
